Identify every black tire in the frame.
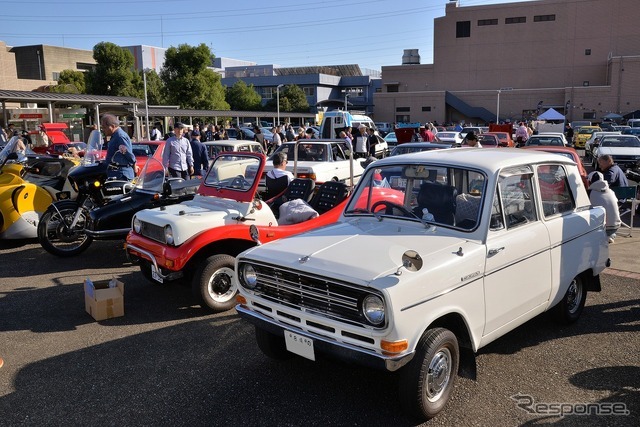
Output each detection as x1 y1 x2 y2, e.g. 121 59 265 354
192 254 237 312
554 276 587 324
139 260 159 285
255 327 292 360
399 328 459 421
37 202 93 257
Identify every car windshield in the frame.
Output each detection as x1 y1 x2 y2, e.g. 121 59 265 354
527 137 562 146
203 153 260 191
270 143 329 162
600 136 640 147
132 143 159 157
579 128 597 135
345 163 487 231
478 135 498 146
135 157 165 192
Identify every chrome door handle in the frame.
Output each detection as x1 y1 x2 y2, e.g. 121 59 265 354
488 247 505 257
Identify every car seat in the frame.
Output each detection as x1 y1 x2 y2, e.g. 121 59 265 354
268 178 315 217
264 174 289 201
309 181 350 215
413 181 458 225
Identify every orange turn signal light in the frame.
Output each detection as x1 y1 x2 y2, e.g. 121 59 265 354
165 259 174 268
236 295 247 305
381 339 408 354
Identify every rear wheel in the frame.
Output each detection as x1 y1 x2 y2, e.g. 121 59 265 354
554 276 587 324
37 202 93 257
399 328 459 421
192 254 237 312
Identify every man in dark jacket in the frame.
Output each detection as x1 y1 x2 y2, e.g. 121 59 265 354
189 130 209 177
597 154 628 188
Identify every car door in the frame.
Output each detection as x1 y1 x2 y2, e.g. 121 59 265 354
482 166 552 338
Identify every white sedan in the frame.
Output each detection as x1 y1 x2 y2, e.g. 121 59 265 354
260 140 365 191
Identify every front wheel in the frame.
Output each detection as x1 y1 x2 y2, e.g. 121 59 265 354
399 328 459 421
554 276 587 324
37 202 93 257
192 254 237 312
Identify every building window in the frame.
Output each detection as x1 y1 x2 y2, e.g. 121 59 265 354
534 14 555 22
583 112 596 119
396 115 410 123
505 16 526 24
422 106 432 112
396 107 410 112
585 49 591 55
302 87 315 97
262 87 274 99
583 81 590 86
387 85 399 93
456 21 471 38
344 87 364 97
52 72 60 81
478 19 498 26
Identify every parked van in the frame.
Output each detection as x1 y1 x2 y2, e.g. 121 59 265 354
627 118 640 128
319 111 387 157
374 122 392 135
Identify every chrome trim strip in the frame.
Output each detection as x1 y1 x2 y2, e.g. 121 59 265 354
126 243 168 280
401 277 482 311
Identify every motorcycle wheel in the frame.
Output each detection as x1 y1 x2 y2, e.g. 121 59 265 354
38 201 93 257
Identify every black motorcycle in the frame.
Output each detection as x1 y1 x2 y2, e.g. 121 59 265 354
39 154 201 257
37 131 132 256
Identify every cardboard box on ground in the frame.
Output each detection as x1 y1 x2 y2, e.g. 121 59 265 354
84 278 124 321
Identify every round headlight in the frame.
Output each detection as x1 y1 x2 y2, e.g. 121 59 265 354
133 216 141 233
164 225 174 245
362 294 385 326
240 263 258 290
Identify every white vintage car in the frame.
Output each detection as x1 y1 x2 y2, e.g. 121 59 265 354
235 148 610 421
258 140 365 191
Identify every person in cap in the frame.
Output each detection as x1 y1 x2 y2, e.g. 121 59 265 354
189 129 209 177
588 171 620 243
101 114 135 179
305 127 316 139
463 131 482 148
162 122 193 179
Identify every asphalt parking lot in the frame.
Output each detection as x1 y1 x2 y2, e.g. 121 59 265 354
0 237 638 426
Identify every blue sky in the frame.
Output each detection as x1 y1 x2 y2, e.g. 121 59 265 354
1 0 534 71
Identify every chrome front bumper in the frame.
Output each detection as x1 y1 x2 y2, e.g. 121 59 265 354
236 304 414 372
126 243 184 282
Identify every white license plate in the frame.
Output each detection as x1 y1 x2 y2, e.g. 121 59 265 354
284 330 315 361
151 267 164 283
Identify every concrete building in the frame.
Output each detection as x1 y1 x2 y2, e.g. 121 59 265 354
375 0 640 125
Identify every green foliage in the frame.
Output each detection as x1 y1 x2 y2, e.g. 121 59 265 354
160 43 229 110
53 70 85 93
264 84 309 113
85 42 138 97
136 69 164 105
226 80 262 111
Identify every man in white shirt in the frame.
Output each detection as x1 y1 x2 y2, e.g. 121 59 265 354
162 122 193 179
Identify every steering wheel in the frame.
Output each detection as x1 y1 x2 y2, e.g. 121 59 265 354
371 200 418 218
229 175 250 189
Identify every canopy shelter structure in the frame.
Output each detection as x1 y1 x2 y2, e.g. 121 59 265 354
537 108 565 121
602 112 624 121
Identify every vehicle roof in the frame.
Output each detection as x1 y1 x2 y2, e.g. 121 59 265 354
373 147 576 172
204 140 260 146
393 142 452 149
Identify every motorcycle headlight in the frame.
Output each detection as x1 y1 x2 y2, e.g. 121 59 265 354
362 294 385 326
133 216 141 233
164 225 174 245
239 263 258 290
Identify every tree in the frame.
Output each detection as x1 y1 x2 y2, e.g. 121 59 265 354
160 43 229 110
51 69 85 94
226 80 262 111
85 42 138 97
264 84 309 113
137 69 164 106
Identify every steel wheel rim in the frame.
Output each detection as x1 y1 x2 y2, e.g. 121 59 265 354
426 348 452 402
566 279 582 314
208 267 235 302
49 211 88 248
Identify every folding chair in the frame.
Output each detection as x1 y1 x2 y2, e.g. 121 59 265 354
612 185 639 237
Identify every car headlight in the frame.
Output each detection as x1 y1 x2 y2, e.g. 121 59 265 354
133 216 141 233
239 263 258 290
164 225 174 245
362 294 385 326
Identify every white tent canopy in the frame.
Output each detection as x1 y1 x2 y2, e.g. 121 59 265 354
537 108 565 121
